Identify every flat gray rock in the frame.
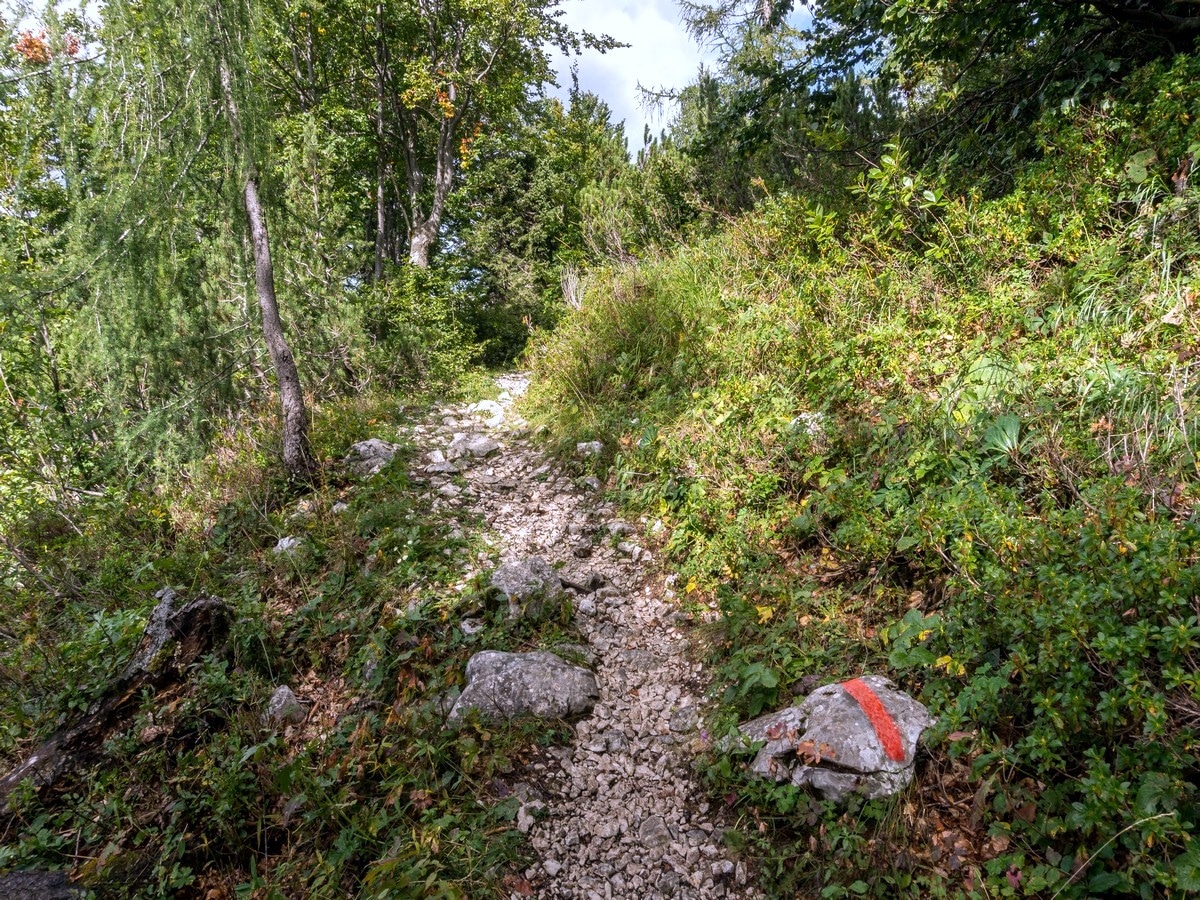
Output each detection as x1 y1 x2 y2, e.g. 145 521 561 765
638 814 671 848
447 433 501 461
449 651 598 722
345 438 401 476
736 675 933 801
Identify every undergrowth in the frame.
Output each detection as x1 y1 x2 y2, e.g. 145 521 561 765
528 55 1200 898
0 386 568 897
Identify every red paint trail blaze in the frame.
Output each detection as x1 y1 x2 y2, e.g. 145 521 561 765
841 678 906 763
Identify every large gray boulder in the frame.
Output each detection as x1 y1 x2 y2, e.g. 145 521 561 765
345 438 401 476
449 651 598 722
491 557 564 620
735 675 933 801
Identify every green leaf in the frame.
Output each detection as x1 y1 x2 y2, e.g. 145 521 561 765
1173 845 1200 891
1124 149 1157 184
983 414 1022 457
1088 871 1123 891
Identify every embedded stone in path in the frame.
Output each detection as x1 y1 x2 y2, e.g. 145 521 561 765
266 685 308 726
638 814 672 849
491 556 564 620
472 399 504 418
424 449 460 475
446 432 501 461
448 651 598 722
345 438 400 476
735 675 933 801
470 399 505 427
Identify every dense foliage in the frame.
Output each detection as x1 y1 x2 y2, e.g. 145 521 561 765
6 0 1200 895
1 389 582 896
1 0 612 893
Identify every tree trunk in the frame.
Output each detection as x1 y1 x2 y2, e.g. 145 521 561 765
218 48 315 480
0 591 230 811
374 1 391 281
409 218 436 268
406 117 458 268
243 177 315 479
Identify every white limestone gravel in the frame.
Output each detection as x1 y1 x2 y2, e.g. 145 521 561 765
399 373 758 899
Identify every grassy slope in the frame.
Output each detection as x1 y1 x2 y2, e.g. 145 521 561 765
0 384 574 898
528 57 1200 898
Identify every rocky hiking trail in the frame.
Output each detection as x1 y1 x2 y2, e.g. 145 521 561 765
0 369 931 899
401 373 758 900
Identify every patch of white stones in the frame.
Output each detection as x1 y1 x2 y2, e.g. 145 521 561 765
399 374 757 900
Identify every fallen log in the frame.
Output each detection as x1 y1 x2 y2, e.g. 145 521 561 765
0 589 231 810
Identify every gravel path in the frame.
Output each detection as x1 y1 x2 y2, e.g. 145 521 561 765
401 374 757 900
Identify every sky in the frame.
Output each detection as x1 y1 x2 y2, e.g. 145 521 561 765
547 0 718 150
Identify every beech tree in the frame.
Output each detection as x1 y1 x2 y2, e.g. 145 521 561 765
365 0 617 269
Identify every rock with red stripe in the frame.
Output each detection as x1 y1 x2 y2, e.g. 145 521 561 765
733 675 933 802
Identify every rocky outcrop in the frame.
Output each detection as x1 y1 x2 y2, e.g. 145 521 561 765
449 651 598 722
735 675 933 801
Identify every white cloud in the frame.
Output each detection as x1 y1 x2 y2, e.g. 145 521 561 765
547 0 717 151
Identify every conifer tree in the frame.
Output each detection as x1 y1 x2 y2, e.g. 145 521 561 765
93 0 315 478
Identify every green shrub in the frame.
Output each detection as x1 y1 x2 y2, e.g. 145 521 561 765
359 267 479 389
